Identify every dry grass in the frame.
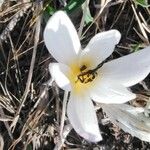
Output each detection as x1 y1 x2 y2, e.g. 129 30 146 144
0 0 150 149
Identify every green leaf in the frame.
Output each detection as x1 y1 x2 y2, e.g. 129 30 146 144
26 144 33 150
135 0 150 7
130 43 141 52
83 6 93 24
45 0 86 19
64 0 86 13
45 0 86 17
46 6 56 15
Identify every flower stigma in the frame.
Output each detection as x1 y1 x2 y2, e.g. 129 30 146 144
76 65 98 84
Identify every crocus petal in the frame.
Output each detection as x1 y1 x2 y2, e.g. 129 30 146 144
67 93 102 142
101 46 150 87
44 11 81 65
102 104 150 142
49 63 71 91
90 78 136 104
79 30 121 68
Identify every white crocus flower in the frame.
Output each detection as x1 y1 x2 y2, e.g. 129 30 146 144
44 11 150 142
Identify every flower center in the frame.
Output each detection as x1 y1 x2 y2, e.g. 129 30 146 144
76 65 98 84
69 60 105 94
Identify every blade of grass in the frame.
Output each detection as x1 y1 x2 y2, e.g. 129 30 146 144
135 0 150 7
78 0 90 37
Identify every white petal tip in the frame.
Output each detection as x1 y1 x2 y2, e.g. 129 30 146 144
49 63 71 91
90 134 103 142
111 29 121 44
80 131 102 142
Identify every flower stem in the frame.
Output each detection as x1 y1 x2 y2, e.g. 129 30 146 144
60 91 69 138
